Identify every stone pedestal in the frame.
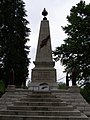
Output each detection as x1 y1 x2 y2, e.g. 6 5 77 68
31 68 56 85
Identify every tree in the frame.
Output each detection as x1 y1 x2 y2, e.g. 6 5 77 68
53 1 90 86
0 0 30 87
0 80 5 97
80 82 90 104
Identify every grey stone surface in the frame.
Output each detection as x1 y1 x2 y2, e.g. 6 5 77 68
53 86 90 119
0 90 88 120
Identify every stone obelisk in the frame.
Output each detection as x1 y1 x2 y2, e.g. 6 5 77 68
30 8 57 90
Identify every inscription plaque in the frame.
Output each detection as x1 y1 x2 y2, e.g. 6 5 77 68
31 69 56 83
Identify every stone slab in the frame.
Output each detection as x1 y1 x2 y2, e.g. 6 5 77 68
0 114 88 120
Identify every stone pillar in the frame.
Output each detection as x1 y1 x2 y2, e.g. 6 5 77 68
6 68 15 91
66 72 69 87
9 68 15 85
71 67 77 86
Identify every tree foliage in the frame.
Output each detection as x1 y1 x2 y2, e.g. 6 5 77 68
53 1 90 86
58 82 66 89
0 0 30 87
80 82 90 103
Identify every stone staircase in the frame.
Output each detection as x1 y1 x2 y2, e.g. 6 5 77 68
53 86 90 120
0 89 88 120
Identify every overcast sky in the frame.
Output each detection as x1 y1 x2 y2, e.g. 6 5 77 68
23 0 90 82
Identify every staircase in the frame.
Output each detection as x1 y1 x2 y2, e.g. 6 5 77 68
0 90 88 120
53 86 90 120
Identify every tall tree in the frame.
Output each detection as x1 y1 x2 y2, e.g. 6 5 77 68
0 0 30 87
53 1 90 86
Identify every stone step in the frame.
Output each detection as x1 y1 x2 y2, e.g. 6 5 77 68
14 101 67 106
0 109 81 116
0 114 88 120
63 98 87 102
6 94 56 99
21 97 62 102
5 95 27 98
27 94 56 98
32 91 51 94
7 105 74 111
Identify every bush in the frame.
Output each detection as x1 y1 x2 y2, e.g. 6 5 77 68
58 82 66 89
0 80 5 97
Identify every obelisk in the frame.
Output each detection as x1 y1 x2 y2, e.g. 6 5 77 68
30 8 57 90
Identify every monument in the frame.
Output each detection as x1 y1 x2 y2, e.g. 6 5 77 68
30 8 57 90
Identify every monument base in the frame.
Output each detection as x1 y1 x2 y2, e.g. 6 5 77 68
29 67 57 91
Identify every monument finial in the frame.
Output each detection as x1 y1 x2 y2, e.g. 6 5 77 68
42 8 48 20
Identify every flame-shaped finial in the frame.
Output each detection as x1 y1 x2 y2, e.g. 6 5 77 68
42 8 48 20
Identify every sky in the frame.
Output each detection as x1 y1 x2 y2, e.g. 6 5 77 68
23 0 90 82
